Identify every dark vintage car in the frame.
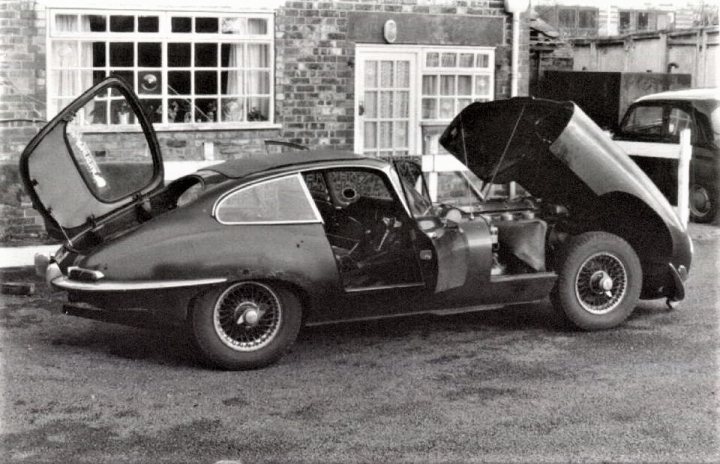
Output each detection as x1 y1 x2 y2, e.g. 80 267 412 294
21 77 692 370
613 88 720 223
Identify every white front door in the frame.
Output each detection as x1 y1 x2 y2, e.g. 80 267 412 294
354 49 417 157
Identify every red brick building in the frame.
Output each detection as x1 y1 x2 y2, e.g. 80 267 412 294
0 0 529 240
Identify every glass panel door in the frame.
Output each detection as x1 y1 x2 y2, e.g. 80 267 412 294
355 50 417 157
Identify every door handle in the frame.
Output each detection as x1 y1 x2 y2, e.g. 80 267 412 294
358 104 364 116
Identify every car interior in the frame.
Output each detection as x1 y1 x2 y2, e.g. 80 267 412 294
302 169 423 290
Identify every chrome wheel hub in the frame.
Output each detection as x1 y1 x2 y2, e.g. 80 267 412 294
575 252 627 315
690 185 711 217
213 282 282 352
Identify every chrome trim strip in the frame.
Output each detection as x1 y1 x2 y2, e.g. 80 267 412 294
52 276 228 292
344 282 425 293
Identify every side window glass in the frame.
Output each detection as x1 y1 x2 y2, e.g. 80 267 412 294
216 175 319 224
621 105 664 137
667 107 694 142
65 84 155 202
326 171 392 201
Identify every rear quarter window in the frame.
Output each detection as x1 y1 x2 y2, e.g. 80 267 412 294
216 174 320 224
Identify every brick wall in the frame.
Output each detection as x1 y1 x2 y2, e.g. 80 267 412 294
276 0 530 148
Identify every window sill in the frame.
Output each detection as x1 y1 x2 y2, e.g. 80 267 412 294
74 122 282 133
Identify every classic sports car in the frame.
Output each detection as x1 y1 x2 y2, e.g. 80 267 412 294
21 77 692 370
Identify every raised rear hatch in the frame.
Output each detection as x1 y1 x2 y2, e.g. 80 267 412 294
19 76 164 241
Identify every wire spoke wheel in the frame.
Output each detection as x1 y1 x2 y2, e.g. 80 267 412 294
213 282 282 352
574 252 627 315
552 231 642 331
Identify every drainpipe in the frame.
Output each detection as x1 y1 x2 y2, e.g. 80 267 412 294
505 0 530 97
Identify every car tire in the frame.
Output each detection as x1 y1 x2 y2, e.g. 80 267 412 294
551 232 642 331
189 281 302 370
689 182 718 224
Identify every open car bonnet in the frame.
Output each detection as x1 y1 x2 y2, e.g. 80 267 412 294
439 97 681 225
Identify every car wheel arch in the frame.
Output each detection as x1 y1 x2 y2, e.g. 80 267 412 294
567 191 673 285
184 278 311 323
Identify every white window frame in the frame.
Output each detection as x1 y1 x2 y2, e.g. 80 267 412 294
46 8 278 132
354 44 495 156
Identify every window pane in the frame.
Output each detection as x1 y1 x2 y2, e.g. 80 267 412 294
380 61 393 87
91 42 105 67
457 98 472 112
364 122 377 149
222 17 247 34
422 75 437 95
109 71 133 94
195 43 218 67
379 91 393 118
221 71 243 95
51 41 78 68
458 76 471 95
195 98 218 122
365 61 377 88
396 61 409 87
559 9 576 28
395 91 408 118
168 71 191 95
422 98 437 119
394 121 408 148
621 105 664 135
110 15 134 33
138 16 159 33
84 15 106 32
172 17 192 33
441 53 456 67
217 176 317 223
579 10 597 29
221 44 243 68
475 75 490 95
459 53 474 67
195 71 218 95
138 43 161 67
439 98 454 119
140 98 162 123
476 54 489 68
168 43 191 67
56 14 78 32
426 52 439 67
248 71 270 94
379 121 392 148
138 71 161 95
221 98 244 122
109 42 133 67
248 18 268 34
440 76 455 95
364 91 377 118
248 97 269 121
248 44 269 67
168 99 191 123
196 17 219 33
